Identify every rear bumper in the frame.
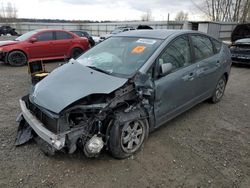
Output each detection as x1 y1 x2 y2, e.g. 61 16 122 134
19 99 66 150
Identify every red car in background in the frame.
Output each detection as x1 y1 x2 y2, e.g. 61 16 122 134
0 29 89 66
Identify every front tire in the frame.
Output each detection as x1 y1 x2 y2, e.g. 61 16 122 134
7 51 27 66
109 119 149 159
210 75 227 103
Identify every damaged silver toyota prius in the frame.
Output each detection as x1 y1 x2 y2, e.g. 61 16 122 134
16 30 232 159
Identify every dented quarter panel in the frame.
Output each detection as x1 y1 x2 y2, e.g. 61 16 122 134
30 60 128 114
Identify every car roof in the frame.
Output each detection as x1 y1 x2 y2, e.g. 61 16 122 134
30 29 79 37
33 29 71 32
115 29 199 40
116 26 134 28
70 30 86 32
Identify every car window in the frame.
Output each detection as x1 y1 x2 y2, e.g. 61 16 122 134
15 30 39 41
72 31 86 37
77 37 162 77
158 35 192 73
72 31 82 37
55 31 73 40
37 32 54 41
191 35 214 61
83 32 90 37
211 38 222 53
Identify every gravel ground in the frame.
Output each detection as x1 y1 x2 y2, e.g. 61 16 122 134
0 37 250 187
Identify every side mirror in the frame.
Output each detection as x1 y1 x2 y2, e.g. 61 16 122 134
160 63 173 76
29 37 37 43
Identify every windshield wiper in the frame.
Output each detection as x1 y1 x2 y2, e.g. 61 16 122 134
87 66 112 75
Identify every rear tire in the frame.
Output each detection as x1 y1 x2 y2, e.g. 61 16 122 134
71 48 83 59
109 118 149 159
210 75 227 103
7 51 27 66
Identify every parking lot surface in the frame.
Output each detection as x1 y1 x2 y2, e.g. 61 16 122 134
0 50 250 187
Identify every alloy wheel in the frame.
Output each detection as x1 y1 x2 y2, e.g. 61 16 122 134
121 120 145 153
215 78 226 100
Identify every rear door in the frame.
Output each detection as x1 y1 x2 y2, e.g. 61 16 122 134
27 31 55 59
53 31 74 57
190 34 222 98
154 35 200 127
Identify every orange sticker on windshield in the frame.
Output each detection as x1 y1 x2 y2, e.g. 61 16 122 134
132 46 146 54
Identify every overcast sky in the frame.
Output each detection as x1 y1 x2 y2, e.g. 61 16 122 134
3 0 203 21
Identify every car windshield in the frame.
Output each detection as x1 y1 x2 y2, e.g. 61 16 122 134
77 37 162 77
15 30 39 41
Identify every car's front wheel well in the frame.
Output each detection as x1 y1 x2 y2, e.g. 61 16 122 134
223 72 229 83
108 109 149 159
5 49 28 64
70 47 84 59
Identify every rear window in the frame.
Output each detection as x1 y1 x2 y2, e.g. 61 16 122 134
72 31 82 36
72 31 87 37
82 32 90 37
55 31 73 40
191 35 214 61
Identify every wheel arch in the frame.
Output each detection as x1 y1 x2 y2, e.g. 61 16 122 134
70 46 85 52
108 108 150 159
5 49 28 63
70 46 85 59
223 72 229 83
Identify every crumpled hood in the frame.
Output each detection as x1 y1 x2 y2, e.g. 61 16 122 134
30 60 128 114
0 40 19 47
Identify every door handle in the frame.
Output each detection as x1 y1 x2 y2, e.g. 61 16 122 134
182 72 194 81
216 61 220 67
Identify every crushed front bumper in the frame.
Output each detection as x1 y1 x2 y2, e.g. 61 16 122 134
19 99 66 150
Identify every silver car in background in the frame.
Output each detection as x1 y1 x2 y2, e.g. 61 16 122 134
99 26 135 42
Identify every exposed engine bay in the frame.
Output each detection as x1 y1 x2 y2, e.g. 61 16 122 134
16 72 154 158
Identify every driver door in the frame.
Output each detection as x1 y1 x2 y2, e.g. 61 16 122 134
27 31 55 60
154 35 199 127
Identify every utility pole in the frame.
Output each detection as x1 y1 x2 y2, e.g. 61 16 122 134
1 2 6 22
167 13 170 29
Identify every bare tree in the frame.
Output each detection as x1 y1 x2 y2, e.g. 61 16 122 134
141 10 153 21
193 0 250 23
247 8 250 21
0 2 18 22
0 3 5 22
241 0 250 22
175 11 189 21
6 2 17 18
